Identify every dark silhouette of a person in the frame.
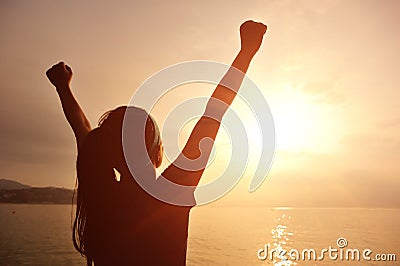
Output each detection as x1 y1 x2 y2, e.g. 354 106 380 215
46 20 267 265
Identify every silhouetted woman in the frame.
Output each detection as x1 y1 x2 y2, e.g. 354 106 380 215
46 20 267 265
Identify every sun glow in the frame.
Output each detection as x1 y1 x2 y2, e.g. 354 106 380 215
229 82 340 156
270 84 339 153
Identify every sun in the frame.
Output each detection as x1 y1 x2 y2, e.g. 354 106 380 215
230 83 341 155
270 84 339 153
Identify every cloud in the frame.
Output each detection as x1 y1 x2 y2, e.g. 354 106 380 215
301 81 333 94
277 150 331 159
296 81 346 105
377 117 400 128
339 133 396 146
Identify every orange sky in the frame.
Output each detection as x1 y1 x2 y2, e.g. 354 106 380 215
1 0 399 207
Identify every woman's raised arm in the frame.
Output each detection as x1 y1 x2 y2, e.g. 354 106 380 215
162 20 267 187
46 62 92 151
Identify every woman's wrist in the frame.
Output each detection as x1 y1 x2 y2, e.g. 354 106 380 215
55 84 72 96
238 49 256 60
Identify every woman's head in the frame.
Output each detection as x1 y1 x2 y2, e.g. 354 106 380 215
72 106 163 263
98 106 163 168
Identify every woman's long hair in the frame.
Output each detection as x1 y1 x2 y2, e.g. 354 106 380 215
72 106 162 265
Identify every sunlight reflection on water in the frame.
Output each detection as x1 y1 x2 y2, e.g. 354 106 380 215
271 213 296 266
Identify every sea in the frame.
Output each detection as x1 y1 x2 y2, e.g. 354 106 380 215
0 204 399 265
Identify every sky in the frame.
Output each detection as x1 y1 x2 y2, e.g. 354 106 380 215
1 0 399 207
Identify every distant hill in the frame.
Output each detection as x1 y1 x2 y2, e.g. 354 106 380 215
0 179 31 190
0 179 74 204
